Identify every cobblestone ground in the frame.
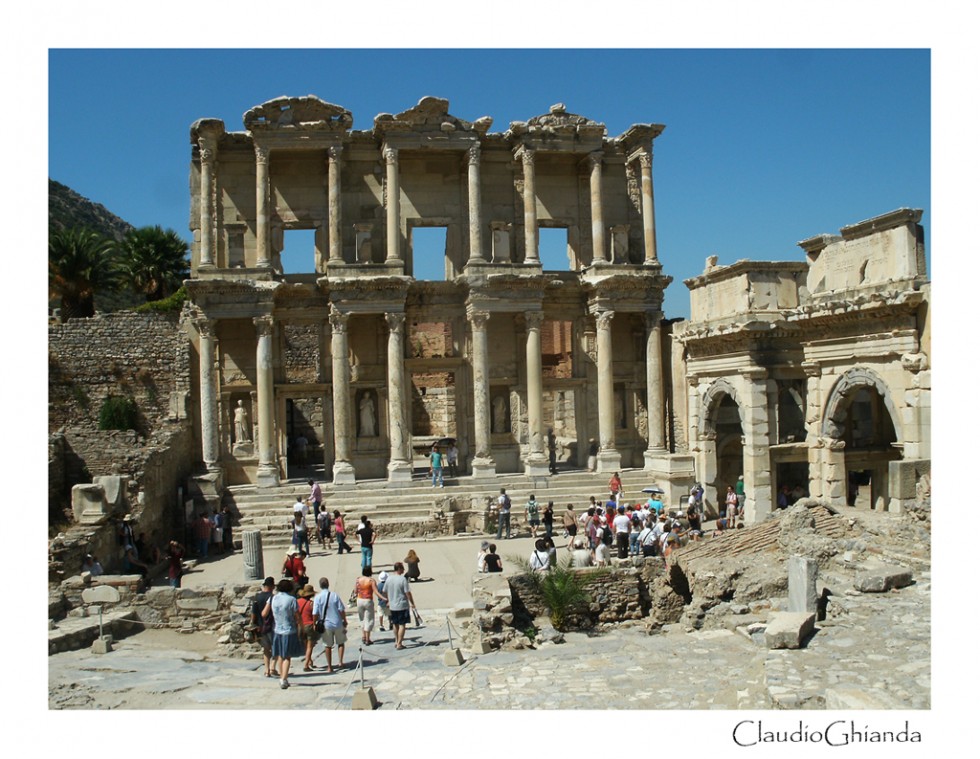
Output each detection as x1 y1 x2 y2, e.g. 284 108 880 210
48 569 929 710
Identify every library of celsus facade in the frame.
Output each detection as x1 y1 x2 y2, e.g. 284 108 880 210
185 95 930 521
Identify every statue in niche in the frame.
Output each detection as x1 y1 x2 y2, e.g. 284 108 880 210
359 392 377 437
492 395 507 434
234 400 251 443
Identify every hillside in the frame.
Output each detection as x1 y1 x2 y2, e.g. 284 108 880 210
48 179 143 313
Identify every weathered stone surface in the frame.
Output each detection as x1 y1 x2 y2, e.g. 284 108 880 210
855 565 913 592
787 555 818 613
81 585 121 604
765 611 815 649
175 596 220 612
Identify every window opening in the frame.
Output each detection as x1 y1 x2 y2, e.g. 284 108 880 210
279 229 316 275
412 226 448 281
539 227 570 271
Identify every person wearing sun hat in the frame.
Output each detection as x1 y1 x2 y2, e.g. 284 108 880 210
296 584 319 671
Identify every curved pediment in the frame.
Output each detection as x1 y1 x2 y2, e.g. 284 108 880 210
243 95 353 132
373 96 492 137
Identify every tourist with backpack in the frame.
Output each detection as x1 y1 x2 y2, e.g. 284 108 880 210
251 576 277 678
496 488 512 540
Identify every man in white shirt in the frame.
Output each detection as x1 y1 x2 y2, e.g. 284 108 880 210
612 505 632 559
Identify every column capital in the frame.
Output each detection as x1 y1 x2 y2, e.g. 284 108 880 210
802 361 822 378
253 315 274 336
384 312 406 331
515 145 535 166
524 310 544 330
588 150 604 169
329 306 350 333
595 310 615 331
467 309 490 329
467 142 481 166
645 311 664 330
740 367 768 381
638 150 653 169
194 316 216 339
327 144 344 162
383 145 399 165
198 138 217 164
254 143 270 164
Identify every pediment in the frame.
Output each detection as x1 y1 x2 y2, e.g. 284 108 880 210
243 95 353 132
373 96 492 136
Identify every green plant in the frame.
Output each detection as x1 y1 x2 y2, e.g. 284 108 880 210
49 227 120 320
70 383 90 408
98 395 138 431
511 555 593 631
135 285 187 313
117 226 189 302
523 625 537 642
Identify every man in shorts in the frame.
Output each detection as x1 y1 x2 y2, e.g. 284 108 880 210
312 576 348 674
385 562 417 650
251 576 277 678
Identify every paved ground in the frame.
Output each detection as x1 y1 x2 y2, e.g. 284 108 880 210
48 523 932 714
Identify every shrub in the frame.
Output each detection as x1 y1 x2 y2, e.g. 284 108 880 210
98 395 138 431
135 285 187 313
513 555 593 631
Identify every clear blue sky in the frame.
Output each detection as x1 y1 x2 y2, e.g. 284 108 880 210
49 48 929 318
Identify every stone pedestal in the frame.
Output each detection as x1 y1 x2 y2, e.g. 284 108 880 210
242 529 264 582
471 458 497 479
332 462 356 485
787 555 818 614
92 635 113 654
93 475 127 514
642 451 696 508
443 647 465 666
352 686 379 710
596 450 622 475
72 484 108 525
386 460 413 483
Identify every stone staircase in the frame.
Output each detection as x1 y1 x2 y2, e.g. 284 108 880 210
224 467 669 549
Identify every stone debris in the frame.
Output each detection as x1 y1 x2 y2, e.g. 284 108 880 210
855 564 914 592
764 612 816 649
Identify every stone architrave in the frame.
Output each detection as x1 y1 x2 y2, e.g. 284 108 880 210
242 529 264 581
72 483 107 524
787 555 818 613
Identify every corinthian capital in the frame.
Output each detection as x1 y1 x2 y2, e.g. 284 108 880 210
253 315 274 336
525 311 544 330
516 145 535 167
588 151 604 170
327 145 344 162
467 143 481 166
329 305 349 333
383 145 398 165
595 310 615 330
254 143 270 164
198 138 216 164
385 312 406 332
638 151 653 169
468 310 490 330
195 317 216 340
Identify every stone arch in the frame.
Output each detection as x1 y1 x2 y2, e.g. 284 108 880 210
821 367 903 442
698 378 743 439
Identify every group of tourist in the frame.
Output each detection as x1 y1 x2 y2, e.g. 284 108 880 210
427 442 459 487
251 561 418 690
190 507 233 559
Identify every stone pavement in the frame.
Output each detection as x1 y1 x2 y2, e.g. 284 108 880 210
48 551 931 710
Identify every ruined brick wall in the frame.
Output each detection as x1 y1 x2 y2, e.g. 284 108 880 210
411 371 456 436
281 323 320 383
49 434 66 520
49 310 191 435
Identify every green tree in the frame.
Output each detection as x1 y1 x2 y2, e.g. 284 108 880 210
117 225 190 302
49 227 119 321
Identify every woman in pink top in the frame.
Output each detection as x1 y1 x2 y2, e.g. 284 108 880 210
333 510 352 554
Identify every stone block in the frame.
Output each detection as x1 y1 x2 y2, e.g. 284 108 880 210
81 585 121 604
443 647 465 666
145 586 177 607
765 612 815 649
855 565 913 593
824 687 904 710
93 475 127 512
176 596 220 611
92 635 113 654
470 638 493 655
72 483 107 524
787 555 818 613
351 686 379 710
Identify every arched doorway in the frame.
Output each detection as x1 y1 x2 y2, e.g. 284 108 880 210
698 379 744 518
823 369 902 510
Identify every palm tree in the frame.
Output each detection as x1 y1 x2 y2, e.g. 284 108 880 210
49 227 119 321
117 226 189 302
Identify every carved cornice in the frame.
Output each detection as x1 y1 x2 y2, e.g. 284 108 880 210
244 95 353 132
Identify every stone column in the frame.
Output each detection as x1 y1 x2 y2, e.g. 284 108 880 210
385 312 412 483
468 309 496 478
254 315 279 487
519 147 539 264
466 143 485 264
327 145 343 263
242 529 264 581
197 319 220 472
643 312 667 462
639 150 659 264
384 146 401 263
524 310 549 476
589 151 606 266
802 362 824 500
198 137 216 268
740 367 772 522
595 309 621 472
254 143 271 268
330 307 356 483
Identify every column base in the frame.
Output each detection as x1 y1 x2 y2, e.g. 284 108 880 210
471 457 497 479
332 461 356 485
524 456 551 479
256 464 280 489
595 450 622 474
386 460 413 484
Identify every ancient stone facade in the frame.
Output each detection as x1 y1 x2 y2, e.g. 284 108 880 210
187 95 673 487
677 209 930 520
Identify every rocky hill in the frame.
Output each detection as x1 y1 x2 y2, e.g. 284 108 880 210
49 179 133 241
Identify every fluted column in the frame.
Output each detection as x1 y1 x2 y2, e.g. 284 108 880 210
468 309 495 477
384 146 401 263
254 315 279 487
385 312 412 483
330 307 356 484
519 147 539 264
254 143 271 268
198 138 216 268
645 313 666 452
197 318 220 471
595 309 621 472
524 311 549 476
327 145 343 263
466 143 485 264
589 151 606 265
639 151 659 264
